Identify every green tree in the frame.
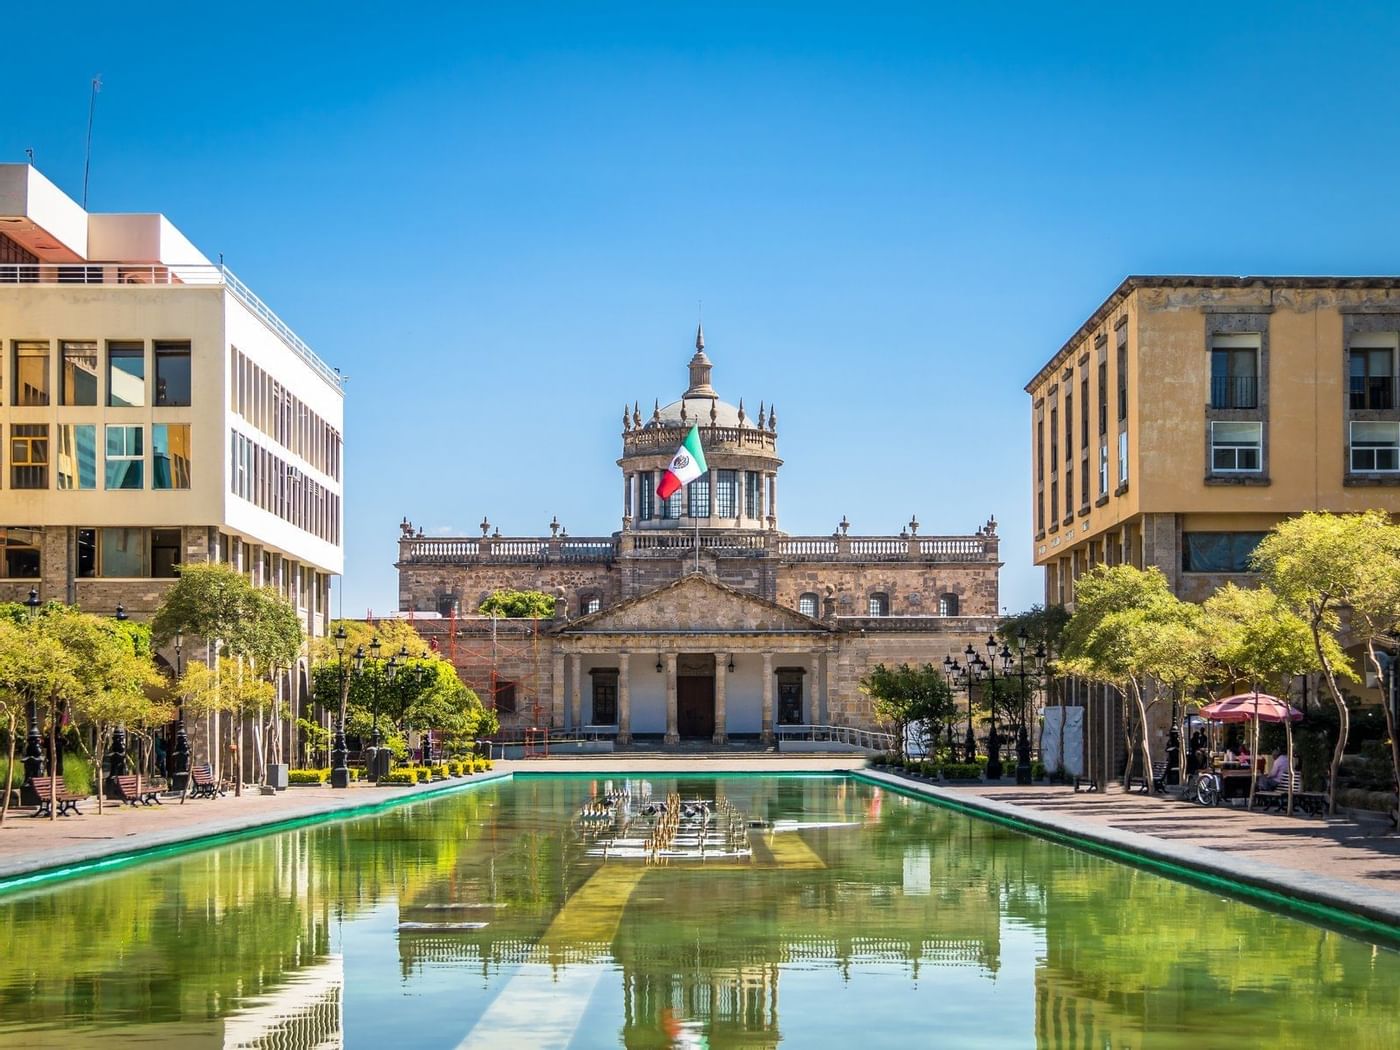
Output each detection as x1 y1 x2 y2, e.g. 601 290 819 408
1251 511 1387 813
860 662 956 761
478 589 557 619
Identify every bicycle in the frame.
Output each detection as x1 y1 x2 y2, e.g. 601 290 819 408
1183 768 1222 807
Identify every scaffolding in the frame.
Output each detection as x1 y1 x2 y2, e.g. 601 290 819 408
434 608 549 728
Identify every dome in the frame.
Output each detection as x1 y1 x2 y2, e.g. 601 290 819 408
651 396 744 428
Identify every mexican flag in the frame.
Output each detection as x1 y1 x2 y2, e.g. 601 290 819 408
657 424 708 499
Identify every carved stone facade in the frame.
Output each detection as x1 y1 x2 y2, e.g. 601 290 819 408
397 330 1001 740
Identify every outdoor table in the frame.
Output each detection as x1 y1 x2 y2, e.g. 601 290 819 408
1216 767 1255 800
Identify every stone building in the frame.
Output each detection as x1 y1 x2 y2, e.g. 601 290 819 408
397 327 1001 743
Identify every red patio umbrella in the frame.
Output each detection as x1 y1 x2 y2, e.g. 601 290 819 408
1199 692 1301 813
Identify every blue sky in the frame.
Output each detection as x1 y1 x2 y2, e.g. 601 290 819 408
7 3 1400 616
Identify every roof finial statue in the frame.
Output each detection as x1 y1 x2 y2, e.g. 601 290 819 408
737 398 746 425
696 320 705 351
684 323 717 398
652 399 661 423
622 405 631 432
767 403 777 432
480 517 491 537
710 397 718 424
680 401 688 422
633 401 642 428
757 401 766 429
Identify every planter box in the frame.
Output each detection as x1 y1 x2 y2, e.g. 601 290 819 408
266 763 289 791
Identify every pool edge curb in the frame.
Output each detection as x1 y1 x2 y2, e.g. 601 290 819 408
0 771 513 896
853 768 1400 943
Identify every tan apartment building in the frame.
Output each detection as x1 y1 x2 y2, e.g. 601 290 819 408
1026 276 1400 780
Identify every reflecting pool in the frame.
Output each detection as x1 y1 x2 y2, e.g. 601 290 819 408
1 774 1397 1048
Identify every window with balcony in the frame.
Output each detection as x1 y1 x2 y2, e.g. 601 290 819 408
1211 344 1260 409
107 343 145 407
798 592 819 618
687 474 710 517
1210 421 1262 473
1183 532 1267 573
57 424 96 489
61 342 98 406
154 341 191 406
105 425 144 489
153 424 191 489
867 593 889 616
1350 421 1400 473
0 527 41 578
715 469 737 517
12 341 49 406
10 424 49 489
1350 346 1396 410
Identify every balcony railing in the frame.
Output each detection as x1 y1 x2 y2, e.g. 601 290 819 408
1210 375 1259 410
0 261 341 391
1350 376 1398 411
400 530 998 565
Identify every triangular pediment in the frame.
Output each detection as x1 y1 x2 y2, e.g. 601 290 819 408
560 573 828 633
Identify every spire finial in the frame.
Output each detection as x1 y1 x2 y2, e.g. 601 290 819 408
710 397 718 424
768 403 777 431
633 401 642 428
622 405 631 432
653 398 661 423
737 398 746 425
696 319 704 351
757 401 766 429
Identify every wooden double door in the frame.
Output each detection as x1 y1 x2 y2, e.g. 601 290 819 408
677 676 715 739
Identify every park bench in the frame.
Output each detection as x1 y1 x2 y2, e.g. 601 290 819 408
28 776 87 818
111 774 163 806
1129 761 1168 794
188 763 226 800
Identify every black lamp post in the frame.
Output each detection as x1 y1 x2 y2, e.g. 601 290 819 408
329 625 351 789
1011 628 1047 785
951 644 985 764
22 588 45 786
106 604 131 786
385 653 400 761
981 635 1014 781
172 630 191 791
368 637 383 749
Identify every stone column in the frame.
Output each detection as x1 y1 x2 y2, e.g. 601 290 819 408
551 652 566 729
708 468 717 518
569 654 582 731
812 653 825 725
761 653 774 746
631 473 641 522
713 652 728 745
664 653 679 745
825 650 839 725
766 473 778 528
623 472 632 522
617 653 632 745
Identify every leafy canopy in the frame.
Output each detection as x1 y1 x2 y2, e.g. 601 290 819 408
478 589 557 619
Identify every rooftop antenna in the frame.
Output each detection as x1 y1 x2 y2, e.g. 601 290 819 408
24 148 34 165
82 74 102 208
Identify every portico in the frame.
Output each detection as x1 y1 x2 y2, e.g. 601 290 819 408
554 575 835 745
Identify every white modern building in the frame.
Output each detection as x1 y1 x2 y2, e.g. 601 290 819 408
0 162 343 763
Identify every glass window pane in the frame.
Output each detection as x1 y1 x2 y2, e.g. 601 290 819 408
108 343 145 407
76 529 96 578
688 475 710 517
151 528 182 578
100 527 145 576
10 423 49 488
1 527 42 578
154 341 191 406
153 423 191 489
798 594 818 617
1212 421 1262 444
105 425 144 489
13 341 50 406
60 341 98 406
57 424 97 489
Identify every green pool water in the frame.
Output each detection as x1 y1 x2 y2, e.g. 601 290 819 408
1 773 1397 1049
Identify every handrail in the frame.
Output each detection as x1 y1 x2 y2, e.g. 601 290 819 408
0 260 342 391
774 723 895 753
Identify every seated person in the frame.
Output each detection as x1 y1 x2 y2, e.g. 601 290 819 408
1259 750 1291 791
1237 742 1251 764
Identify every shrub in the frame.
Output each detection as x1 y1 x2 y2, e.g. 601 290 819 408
63 755 94 796
941 762 983 781
382 770 416 786
429 764 448 780
1032 761 1046 781
288 769 326 785
416 767 432 783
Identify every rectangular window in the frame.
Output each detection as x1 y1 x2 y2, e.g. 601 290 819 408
688 474 710 518
100 526 146 577
60 341 98 406
1118 430 1129 484
13 341 50 406
105 425 144 489
77 528 96 578
1099 443 1108 495
107 342 145 407
1036 418 1044 482
1081 459 1089 506
1097 361 1108 435
1183 532 1267 573
154 341 192 406
57 424 97 489
715 469 737 517
1036 492 1045 533
1350 421 1400 473
0 527 42 578
745 471 761 518
1050 406 1059 471
151 528 182 578
1117 343 1128 421
1210 421 1262 473
1050 480 1059 522
662 489 682 519
494 680 517 714
10 424 49 489
1350 346 1396 411
638 472 654 520
1210 339 1260 409
153 423 192 489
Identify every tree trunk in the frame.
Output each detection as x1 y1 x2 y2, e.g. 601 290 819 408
1285 709 1296 817
1130 679 1154 792
1 710 16 825
48 700 58 823
94 733 106 816
1312 624 1348 815
1365 641 1400 826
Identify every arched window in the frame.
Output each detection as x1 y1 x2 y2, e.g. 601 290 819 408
436 593 459 617
798 592 819 618
939 593 959 616
581 594 601 615
868 592 889 616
